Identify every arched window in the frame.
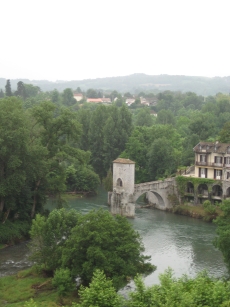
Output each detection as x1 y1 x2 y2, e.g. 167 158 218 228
117 178 123 187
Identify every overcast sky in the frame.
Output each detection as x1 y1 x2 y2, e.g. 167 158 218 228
1 0 229 81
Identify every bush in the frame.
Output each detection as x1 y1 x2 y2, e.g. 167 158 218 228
52 268 75 297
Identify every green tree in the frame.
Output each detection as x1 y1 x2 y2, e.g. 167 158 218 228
148 137 177 180
65 164 100 193
86 88 98 98
89 105 108 178
214 200 230 272
103 168 113 191
5 79 12 96
219 122 230 143
135 108 153 127
156 109 175 125
74 269 123 307
24 84 40 97
28 101 86 217
29 208 80 272
0 97 29 221
0 89 5 98
52 268 75 299
128 269 230 307
188 113 216 141
15 81 26 100
62 209 155 289
62 88 75 106
51 89 60 104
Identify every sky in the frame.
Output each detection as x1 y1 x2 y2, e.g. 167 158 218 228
1 0 230 81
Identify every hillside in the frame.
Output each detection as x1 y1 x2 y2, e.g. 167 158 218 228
1 73 230 95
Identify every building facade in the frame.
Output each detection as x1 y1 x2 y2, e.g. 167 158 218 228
193 141 230 180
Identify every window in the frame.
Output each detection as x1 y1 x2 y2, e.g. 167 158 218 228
227 147 230 154
200 155 206 162
226 157 230 165
214 169 222 180
215 156 222 164
199 168 207 178
116 178 122 187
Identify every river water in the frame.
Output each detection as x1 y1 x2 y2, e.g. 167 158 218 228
0 187 227 286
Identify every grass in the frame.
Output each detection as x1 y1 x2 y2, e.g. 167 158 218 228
0 243 6 249
172 204 222 222
0 267 79 306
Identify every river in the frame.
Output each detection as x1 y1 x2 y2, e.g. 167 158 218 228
0 187 227 287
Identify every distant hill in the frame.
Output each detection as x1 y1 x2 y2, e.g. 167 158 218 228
1 74 230 96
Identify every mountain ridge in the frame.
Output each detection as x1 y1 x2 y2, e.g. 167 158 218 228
0 73 230 96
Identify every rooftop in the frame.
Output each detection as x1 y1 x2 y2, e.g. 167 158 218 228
193 141 230 153
113 158 135 164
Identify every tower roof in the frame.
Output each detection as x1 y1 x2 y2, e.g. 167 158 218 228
113 158 135 164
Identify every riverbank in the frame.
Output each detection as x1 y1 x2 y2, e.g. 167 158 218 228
169 204 222 222
0 267 79 306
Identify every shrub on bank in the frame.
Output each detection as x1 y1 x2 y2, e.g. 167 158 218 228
0 220 31 244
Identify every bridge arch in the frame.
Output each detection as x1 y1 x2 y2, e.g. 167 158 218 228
134 190 165 209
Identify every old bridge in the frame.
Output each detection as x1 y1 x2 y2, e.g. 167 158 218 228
108 158 177 217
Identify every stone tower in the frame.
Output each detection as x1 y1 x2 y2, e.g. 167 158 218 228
110 158 135 217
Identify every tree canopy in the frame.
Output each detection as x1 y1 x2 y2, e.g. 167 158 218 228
30 208 155 289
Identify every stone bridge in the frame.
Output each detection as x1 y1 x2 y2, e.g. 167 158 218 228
108 158 177 217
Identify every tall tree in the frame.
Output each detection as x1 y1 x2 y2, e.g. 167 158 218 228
15 81 26 100
148 137 177 180
62 88 75 106
89 105 108 178
0 97 29 220
5 79 12 97
0 89 4 98
28 101 86 217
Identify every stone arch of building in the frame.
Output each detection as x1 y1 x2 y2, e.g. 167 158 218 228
186 182 194 193
226 187 230 198
197 183 209 196
133 190 165 208
212 184 223 197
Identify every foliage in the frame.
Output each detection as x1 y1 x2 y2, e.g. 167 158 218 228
65 164 100 192
103 168 113 191
29 208 80 272
148 137 177 180
24 299 38 307
0 267 66 306
62 209 155 289
5 79 12 96
203 200 217 215
0 220 31 244
127 269 230 307
0 97 30 221
52 268 75 297
214 200 230 272
134 108 153 127
219 121 230 143
73 269 123 307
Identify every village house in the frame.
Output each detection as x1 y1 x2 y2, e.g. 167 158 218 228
140 97 150 106
193 141 230 180
86 97 111 104
125 98 135 106
73 93 84 101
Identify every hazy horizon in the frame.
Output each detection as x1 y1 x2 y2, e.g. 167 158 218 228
1 0 229 82
1 72 229 83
